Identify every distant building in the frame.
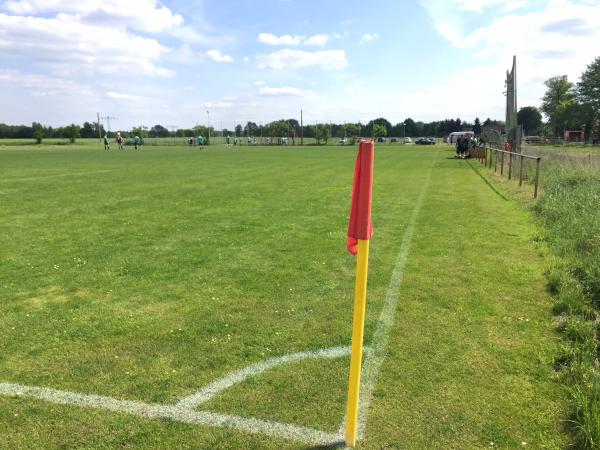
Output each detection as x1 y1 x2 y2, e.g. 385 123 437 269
564 129 584 142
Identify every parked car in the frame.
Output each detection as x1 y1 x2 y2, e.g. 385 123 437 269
390 137 398 142
377 137 386 143
339 138 348 145
415 137 435 145
403 137 412 143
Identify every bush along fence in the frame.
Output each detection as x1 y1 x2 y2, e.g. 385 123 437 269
473 147 542 198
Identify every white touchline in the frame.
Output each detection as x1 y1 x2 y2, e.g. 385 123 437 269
0 161 433 447
352 164 433 439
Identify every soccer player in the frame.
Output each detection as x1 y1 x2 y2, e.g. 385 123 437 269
225 135 231 148
197 134 205 150
134 135 141 150
116 132 124 150
103 134 110 150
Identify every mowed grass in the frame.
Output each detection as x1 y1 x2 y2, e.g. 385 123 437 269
0 143 568 448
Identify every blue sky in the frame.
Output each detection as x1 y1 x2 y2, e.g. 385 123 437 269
0 0 599 129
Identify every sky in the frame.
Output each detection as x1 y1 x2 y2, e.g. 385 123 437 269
0 0 599 130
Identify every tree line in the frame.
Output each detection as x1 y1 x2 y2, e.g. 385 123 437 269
2 56 597 144
0 117 502 143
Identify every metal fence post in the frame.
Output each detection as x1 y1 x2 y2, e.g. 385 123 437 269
534 157 541 198
500 150 505 176
508 152 512 180
519 154 524 186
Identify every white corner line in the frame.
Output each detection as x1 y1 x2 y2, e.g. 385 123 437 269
0 382 341 446
177 346 352 408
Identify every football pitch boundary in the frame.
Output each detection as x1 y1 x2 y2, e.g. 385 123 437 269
0 163 432 447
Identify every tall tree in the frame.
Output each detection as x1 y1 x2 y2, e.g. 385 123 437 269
66 124 80 143
540 75 575 136
80 121 95 138
576 56 600 140
149 124 169 137
473 117 482 135
403 118 416 136
315 124 330 144
345 123 360 137
517 107 543 135
373 124 387 138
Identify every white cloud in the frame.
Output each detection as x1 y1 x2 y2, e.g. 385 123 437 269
339 19 356 26
411 0 600 120
360 33 379 44
107 91 144 101
0 12 173 76
255 80 266 85
3 0 183 32
0 69 94 97
191 101 234 109
257 32 333 46
303 34 329 46
419 0 529 45
332 31 350 39
256 49 348 70
243 56 250 62
206 50 233 62
257 86 311 97
258 33 304 45
168 25 211 45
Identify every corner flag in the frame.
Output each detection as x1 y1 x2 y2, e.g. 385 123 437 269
347 140 374 255
345 139 374 447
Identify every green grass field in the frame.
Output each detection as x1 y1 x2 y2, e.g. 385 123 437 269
0 143 570 448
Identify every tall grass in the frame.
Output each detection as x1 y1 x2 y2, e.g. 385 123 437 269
532 155 600 448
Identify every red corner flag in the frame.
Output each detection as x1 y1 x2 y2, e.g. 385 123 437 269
347 140 374 255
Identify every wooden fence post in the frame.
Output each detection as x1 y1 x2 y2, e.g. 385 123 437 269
534 157 541 198
519 154 524 187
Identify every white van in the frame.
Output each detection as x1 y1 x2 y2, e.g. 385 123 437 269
448 131 474 144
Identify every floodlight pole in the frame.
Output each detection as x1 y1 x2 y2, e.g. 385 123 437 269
97 112 101 142
300 109 304 146
207 110 210 144
168 125 178 144
100 115 118 137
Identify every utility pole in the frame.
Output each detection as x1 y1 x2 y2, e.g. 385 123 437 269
99 115 118 137
167 125 178 144
300 109 304 146
97 112 101 142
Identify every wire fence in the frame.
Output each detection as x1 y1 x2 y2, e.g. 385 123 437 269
521 144 600 173
470 142 600 199
474 147 542 198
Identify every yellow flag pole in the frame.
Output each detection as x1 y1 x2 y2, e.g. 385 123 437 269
345 238 370 447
